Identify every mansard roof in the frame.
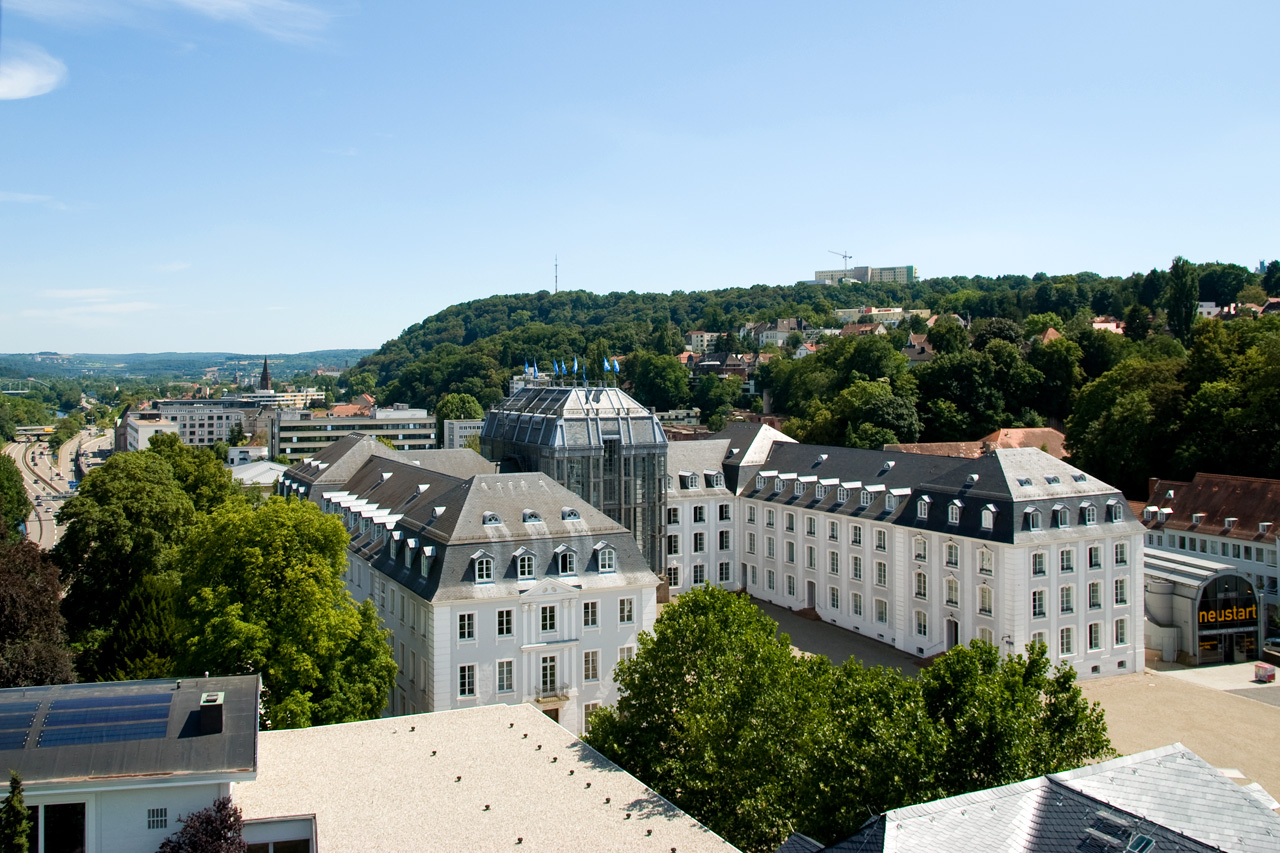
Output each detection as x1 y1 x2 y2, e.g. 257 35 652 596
482 385 666 450
1143 473 1280 541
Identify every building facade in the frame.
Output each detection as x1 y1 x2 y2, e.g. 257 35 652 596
123 403 245 450
441 418 484 450
279 434 660 733
272 404 437 457
662 439 740 595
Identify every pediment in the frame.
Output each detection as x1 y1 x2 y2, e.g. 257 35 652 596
521 577 581 597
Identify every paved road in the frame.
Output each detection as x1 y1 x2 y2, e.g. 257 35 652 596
751 598 923 673
1 428 96 550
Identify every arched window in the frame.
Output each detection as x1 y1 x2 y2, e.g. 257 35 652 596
914 572 928 600
945 577 959 607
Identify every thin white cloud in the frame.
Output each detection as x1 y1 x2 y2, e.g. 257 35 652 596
0 43 68 101
0 191 69 211
9 0 336 42
155 261 192 273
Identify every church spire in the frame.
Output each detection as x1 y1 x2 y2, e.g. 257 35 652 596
259 357 271 391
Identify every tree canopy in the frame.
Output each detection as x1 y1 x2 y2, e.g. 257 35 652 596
0 455 32 542
177 497 397 729
0 538 74 688
585 586 1113 853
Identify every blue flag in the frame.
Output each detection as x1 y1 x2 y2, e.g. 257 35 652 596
553 360 560 376
612 357 621 373
524 358 529 373
573 356 578 375
533 363 539 378
603 357 610 372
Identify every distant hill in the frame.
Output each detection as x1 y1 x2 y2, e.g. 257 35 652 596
0 349 374 380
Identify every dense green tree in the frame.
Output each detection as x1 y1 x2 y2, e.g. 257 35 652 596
692 375 743 424
0 456 32 542
433 392 485 442
147 433 238 514
227 422 248 446
1026 337 1084 420
0 771 31 853
54 452 196 649
98 575 178 681
1023 312 1064 337
915 350 1003 439
1122 304 1151 342
925 315 968 355
1237 284 1268 308
622 352 691 411
1165 256 1200 344
177 498 397 729
1263 260 1280 296
970 317 1024 351
0 539 74 688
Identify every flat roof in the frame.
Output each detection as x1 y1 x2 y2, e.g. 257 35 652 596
233 703 738 852
0 676 259 786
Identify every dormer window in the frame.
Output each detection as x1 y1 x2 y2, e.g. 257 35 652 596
1191 512 1205 525
517 551 536 579
683 474 700 491
885 494 898 511
1224 517 1237 530
559 551 576 575
860 490 873 507
1107 499 1122 522
712 473 725 489
756 475 766 490
473 552 494 583
482 511 502 526
664 475 673 492
774 478 785 493
948 500 962 525
1017 477 1033 487
1054 506 1069 528
1026 508 1042 531
1045 475 1060 485
814 484 828 500
1082 502 1097 525
917 496 931 519
836 487 848 504
1072 473 1087 483
595 543 616 573
981 506 996 530
794 481 806 497
562 507 581 521
523 509 543 524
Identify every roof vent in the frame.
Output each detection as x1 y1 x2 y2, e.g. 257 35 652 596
966 474 979 485
433 506 446 519
199 692 225 735
881 460 895 472
381 472 393 482
1224 517 1237 530
417 484 430 494
1165 490 1175 499
816 454 829 464
1191 512 1205 525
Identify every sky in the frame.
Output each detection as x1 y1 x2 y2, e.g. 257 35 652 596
1 1 1277 354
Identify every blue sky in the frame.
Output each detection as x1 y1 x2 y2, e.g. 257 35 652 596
1 1 1276 354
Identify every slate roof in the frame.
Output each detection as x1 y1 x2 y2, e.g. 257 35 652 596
816 745 1280 853
0 676 259 786
282 433 493 494
1142 473 1280 543
481 386 665 449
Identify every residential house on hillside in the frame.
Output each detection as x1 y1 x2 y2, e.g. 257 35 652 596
899 333 935 364
839 322 887 337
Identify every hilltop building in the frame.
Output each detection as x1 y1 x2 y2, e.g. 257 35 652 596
815 266 918 285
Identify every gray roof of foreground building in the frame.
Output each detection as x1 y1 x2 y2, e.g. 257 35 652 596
667 439 735 498
284 433 493 492
345 466 657 603
0 676 259 786
738 444 1142 545
818 744 1280 853
482 385 667 450
233 702 740 853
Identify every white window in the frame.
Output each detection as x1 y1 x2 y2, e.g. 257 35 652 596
860 490 873 507
978 548 993 575
541 604 557 632
766 509 775 528
756 475 766 490
518 553 535 579
1114 578 1128 605
915 571 928 600
948 503 960 524
1032 589 1045 618
885 494 898 512
1027 509 1042 531
1032 552 1046 576
785 512 795 532
767 537 776 559
1088 622 1102 651
915 610 928 637
806 545 816 569
747 531 756 554
667 507 680 525
918 498 930 519
786 542 795 564
619 645 635 662
147 808 168 830
851 524 863 546
794 480 806 496
475 556 493 582
1031 631 1047 649
497 660 514 692
1114 543 1128 565
829 586 840 610
767 569 776 590
914 537 928 561
750 565 758 585
667 534 680 556
584 650 600 681
1089 581 1102 609
1088 545 1102 569
875 598 888 623
1060 627 1074 656
979 586 993 616
540 655 558 694
945 576 959 607
583 600 598 628
875 529 887 551
1060 550 1074 573
875 561 888 587
619 598 635 624
836 487 849 504
693 563 706 585
598 548 616 572
719 561 731 582
945 542 959 568
560 550 577 575
1115 618 1128 645
828 551 839 575
979 626 994 645
459 664 476 697
694 505 706 523
1084 504 1097 525
806 516 817 536
1060 585 1074 614
747 505 757 524
786 574 796 597
693 532 706 553
981 507 995 530
458 612 475 641
852 555 863 580
852 591 864 616
719 503 731 521
719 530 731 550
498 608 514 637
829 520 839 541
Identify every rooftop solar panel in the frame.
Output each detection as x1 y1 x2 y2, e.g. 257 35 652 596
52 693 172 711
0 701 41 715
0 730 29 750
43 705 170 728
0 713 35 731
38 721 168 748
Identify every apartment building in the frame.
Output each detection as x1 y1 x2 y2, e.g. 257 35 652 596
279 434 659 732
122 403 244 450
662 439 740 594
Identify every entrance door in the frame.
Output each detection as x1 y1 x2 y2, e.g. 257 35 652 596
544 708 559 723
946 619 959 650
806 580 816 609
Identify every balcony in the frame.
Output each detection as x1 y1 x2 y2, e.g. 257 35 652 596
535 683 571 703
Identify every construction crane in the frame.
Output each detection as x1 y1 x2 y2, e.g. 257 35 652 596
828 250 852 281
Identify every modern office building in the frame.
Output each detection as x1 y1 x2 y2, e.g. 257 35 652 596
121 403 244 450
480 383 668 573
441 418 484 450
271 404 437 457
815 265 918 285
279 433 660 732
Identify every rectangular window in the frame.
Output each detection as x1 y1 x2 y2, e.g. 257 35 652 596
1031 631 1047 648
747 532 756 554
767 569 776 590
914 538 928 561
1089 581 1102 609
147 808 168 830
979 586 993 616
1032 589 1046 618
786 541 796 564
786 574 796 597
979 549 993 575
1088 545 1102 569
750 564 758 585
498 608 513 637
458 612 475 641
719 561 731 582
875 598 888 623
540 655 558 694
693 532 706 553
1060 626 1074 656
693 563 706 585
1032 552 1046 576
666 534 680 556
916 610 928 637
875 529 887 551
541 605 557 632
719 529 731 550
830 586 840 610
828 551 839 575
475 557 493 582
1114 542 1128 565
829 520 839 541
619 645 635 662
945 543 959 568
518 554 535 579
1060 586 1074 614
747 505 757 524
693 505 706 523
806 545 816 569
1115 618 1128 645
785 512 795 532
852 592 863 616
497 659 514 692
667 564 681 587
851 524 863 546
459 664 476 697
875 561 887 587
1114 578 1128 605
584 650 600 681
1088 622 1102 651
619 598 635 624
583 600 599 628
806 516 817 536
719 503 731 521
1060 550 1074 573
852 555 863 580
766 537 776 559
666 507 679 525
766 509 775 528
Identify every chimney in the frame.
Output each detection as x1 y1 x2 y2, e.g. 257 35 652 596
200 692 225 735
1148 477 1159 497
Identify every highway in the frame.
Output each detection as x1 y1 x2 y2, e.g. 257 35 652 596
3 428 103 550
